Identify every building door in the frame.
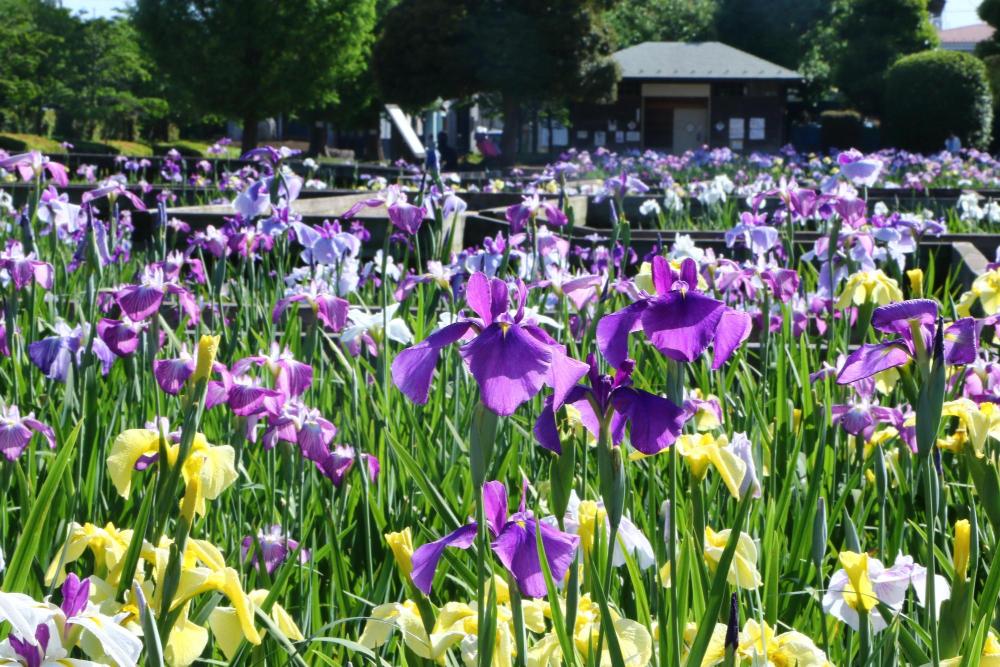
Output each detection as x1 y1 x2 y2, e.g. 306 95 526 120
643 98 673 149
672 107 708 153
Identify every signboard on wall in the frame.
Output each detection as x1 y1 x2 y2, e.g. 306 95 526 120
749 117 765 140
728 118 745 140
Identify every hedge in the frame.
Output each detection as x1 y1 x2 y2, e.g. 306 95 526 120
884 49 993 152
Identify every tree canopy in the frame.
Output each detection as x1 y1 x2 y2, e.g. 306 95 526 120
133 0 377 152
605 0 716 47
373 0 618 161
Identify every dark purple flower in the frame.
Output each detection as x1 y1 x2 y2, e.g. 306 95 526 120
0 404 55 461
0 241 53 291
59 573 91 619
837 299 978 384
241 525 310 574
9 624 49 667
534 356 687 455
410 481 579 598
314 444 380 487
214 371 285 417
114 266 200 324
97 317 145 357
153 346 196 395
597 257 752 369
391 272 588 416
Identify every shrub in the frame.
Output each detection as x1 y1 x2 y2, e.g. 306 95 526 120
0 133 66 154
884 49 993 151
820 109 863 151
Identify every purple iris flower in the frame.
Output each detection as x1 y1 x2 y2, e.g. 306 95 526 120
0 404 55 461
505 195 568 234
315 444 380 487
241 525 311 574
81 181 147 211
0 151 68 188
391 272 588 416
387 201 429 235
151 250 206 285
212 370 285 417
233 343 313 398
837 300 978 384
534 356 687 455
0 241 53 291
190 225 230 258
153 345 196 395
113 266 200 324
410 481 579 598
28 322 114 381
241 145 300 166
273 281 349 333
97 317 146 357
597 257 752 369
837 149 883 187
262 398 337 461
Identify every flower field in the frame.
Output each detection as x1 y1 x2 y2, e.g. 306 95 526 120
1 144 1000 667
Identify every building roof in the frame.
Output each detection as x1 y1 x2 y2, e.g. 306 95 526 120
613 41 801 81
937 23 995 44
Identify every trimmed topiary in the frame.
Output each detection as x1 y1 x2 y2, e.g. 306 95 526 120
884 49 993 151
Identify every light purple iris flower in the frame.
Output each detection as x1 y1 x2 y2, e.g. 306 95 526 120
113 266 200 324
387 201 429 235
597 257 752 369
391 272 589 416
837 300 978 384
0 404 55 461
410 481 579 598
233 343 313 398
28 322 114 381
241 525 311 574
151 250 206 285
534 356 687 455
81 180 147 211
837 149 883 187
241 146 300 166
0 151 68 188
273 281 349 333
0 241 53 291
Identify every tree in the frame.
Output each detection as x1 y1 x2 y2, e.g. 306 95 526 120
605 0 716 47
372 0 618 163
831 0 937 115
133 0 377 153
715 0 830 70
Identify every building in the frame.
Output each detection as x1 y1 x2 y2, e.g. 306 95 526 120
570 42 802 154
937 23 995 53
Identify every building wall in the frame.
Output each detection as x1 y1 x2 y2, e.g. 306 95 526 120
568 78 791 154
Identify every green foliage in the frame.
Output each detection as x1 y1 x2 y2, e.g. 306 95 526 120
884 50 993 151
0 132 66 153
715 0 831 70
832 0 938 115
605 0 716 47
133 0 377 152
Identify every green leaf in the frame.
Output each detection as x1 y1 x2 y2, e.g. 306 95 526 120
2 419 82 593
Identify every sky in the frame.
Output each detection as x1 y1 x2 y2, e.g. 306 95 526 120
59 0 985 27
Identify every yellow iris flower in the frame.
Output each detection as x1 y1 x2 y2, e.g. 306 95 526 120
836 270 903 309
703 527 762 590
942 398 1000 455
208 589 304 660
838 551 877 611
957 268 1000 316
45 522 136 586
385 528 415 579
107 428 237 517
675 433 747 499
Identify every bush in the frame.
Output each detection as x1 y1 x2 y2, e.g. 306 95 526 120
153 141 210 157
820 110 863 151
884 50 993 152
0 133 66 154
